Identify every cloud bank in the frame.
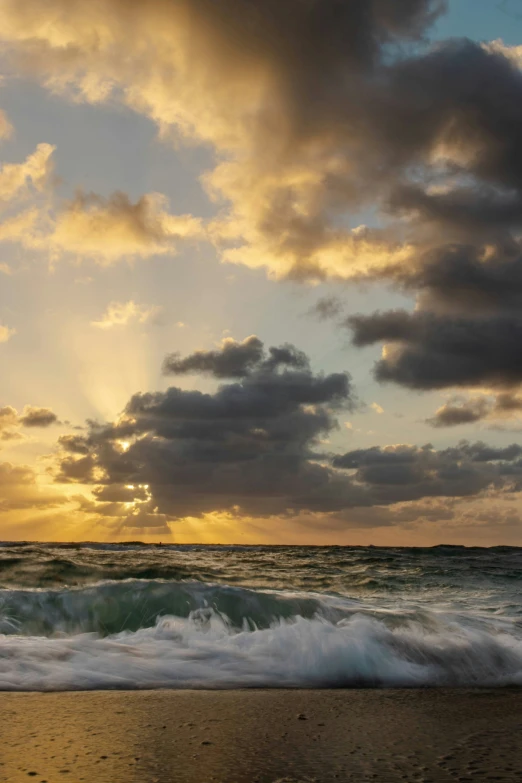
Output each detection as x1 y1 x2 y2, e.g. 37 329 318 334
52 339 522 534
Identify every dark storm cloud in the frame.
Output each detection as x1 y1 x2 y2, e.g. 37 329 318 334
348 310 416 347
347 310 522 390
14 0 522 281
57 338 358 516
332 441 522 505
381 40 522 202
495 393 522 413
396 243 522 315
325 38 522 403
461 442 522 462
58 434 91 455
390 185 522 239
7 1 522 286
54 337 522 521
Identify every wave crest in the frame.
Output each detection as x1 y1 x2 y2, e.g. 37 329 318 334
0 580 521 690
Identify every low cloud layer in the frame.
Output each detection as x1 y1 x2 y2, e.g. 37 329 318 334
0 461 65 511
57 338 355 519
51 339 522 532
332 442 522 505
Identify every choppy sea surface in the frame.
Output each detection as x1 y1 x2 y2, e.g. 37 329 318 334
0 542 521 690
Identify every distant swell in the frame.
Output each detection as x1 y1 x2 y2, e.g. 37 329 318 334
0 579 521 691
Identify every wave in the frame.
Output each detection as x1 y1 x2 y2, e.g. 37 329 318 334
0 580 343 636
0 580 522 691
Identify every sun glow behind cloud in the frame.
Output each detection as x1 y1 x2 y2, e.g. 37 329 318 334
0 0 522 544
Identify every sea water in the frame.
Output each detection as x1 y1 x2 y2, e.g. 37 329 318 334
0 542 521 690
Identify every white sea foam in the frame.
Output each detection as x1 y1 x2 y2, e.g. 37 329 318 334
0 582 521 691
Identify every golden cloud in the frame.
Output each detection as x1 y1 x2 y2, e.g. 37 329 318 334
91 299 161 329
0 0 436 280
46 191 203 264
0 158 203 264
0 142 54 202
0 461 66 510
0 324 15 343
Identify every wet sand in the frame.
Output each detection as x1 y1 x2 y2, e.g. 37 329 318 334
0 689 521 782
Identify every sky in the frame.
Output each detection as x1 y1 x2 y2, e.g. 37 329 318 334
0 0 522 545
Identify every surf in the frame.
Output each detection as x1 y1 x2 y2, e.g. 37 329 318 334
1 579 521 691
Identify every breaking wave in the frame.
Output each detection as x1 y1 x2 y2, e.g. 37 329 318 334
1 579 521 691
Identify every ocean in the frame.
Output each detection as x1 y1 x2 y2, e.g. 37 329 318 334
0 542 521 690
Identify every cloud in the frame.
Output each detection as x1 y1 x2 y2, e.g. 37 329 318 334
307 296 344 321
46 191 203 264
91 300 161 329
0 406 19 431
427 393 522 428
162 336 310 379
19 406 58 428
163 335 264 378
394 243 522 316
331 441 522 505
0 144 53 265
4 2 522 289
58 434 91 454
348 310 522 391
0 142 202 267
427 398 491 428
51 337 522 532
371 402 384 414
0 405 58 442
0 0 476 281
0 174 204 265
0 461 66 511
55 337 358 519
0 142 54 202
0 324 15 343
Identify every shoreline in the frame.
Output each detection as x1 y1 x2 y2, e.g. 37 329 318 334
1 688 521 782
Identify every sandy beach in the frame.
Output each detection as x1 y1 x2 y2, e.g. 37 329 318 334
0 689 520 782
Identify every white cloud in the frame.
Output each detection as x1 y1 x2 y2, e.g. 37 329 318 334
371 402 384 414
